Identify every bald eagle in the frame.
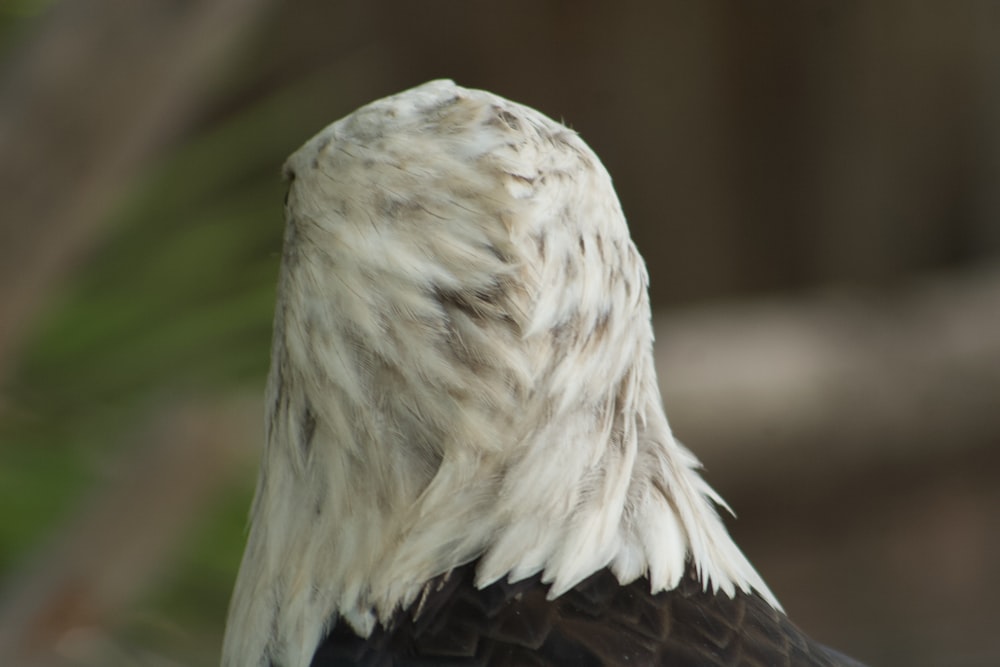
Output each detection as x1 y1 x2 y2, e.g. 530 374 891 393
222 80 863 667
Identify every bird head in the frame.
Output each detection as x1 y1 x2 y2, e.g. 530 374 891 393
223 80 775 667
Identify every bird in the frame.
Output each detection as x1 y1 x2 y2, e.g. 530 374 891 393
222 80 864 667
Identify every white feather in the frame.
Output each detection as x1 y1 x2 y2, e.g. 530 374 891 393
222 80 779 667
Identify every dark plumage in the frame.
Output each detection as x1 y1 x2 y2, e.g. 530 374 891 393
311 560 862 667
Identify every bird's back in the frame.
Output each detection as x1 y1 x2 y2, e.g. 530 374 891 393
310 559 861 667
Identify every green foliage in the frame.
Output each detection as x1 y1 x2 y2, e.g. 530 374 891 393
1 82 298 585
0 53 351 661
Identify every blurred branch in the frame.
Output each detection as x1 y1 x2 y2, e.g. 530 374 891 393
0 0 274 387
655 265 1000 491
0 395 260 667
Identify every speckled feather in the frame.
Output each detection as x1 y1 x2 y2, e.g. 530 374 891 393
222 80 859 667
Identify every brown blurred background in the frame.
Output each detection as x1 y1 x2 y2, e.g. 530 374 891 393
1 1 998 666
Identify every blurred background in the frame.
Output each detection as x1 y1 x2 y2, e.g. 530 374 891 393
1 1 998 665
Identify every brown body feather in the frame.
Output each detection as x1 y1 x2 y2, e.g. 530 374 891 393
310 560 863 667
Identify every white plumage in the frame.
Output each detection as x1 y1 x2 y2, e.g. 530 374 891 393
222 80 778 667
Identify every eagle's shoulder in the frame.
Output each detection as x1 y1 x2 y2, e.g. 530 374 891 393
309 560 861 667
